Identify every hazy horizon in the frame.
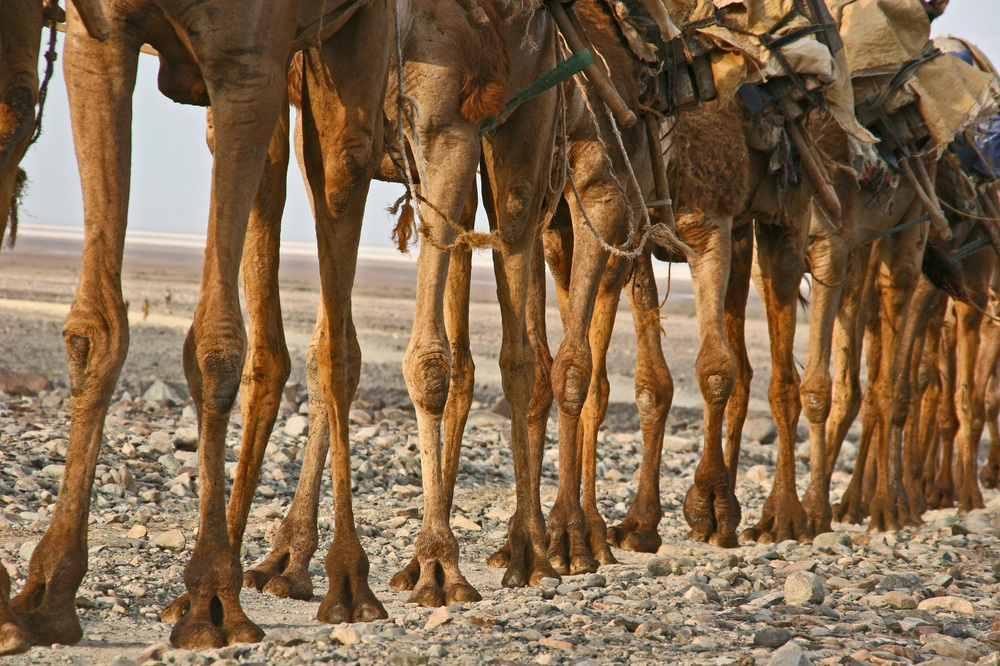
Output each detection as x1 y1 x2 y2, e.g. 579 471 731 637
15 2 1000 251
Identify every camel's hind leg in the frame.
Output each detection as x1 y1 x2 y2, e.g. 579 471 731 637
981 324 1000 488
608 247 673 553
680 212 740 548
930 303 958 508
742 218 812 544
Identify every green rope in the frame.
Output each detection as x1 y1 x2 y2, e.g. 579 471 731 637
481 48 595 135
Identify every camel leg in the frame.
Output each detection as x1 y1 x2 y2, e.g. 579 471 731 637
577 253 632 566
480 49 559 586
392 191 478 589
832 255 880 524
487 233 553 570
240 109 324 602
743 218 812 544
723 222 754 491
608 247 673 553
824 247 870 476
930 304 958 508
161 104 295 622
867 219 927 532
3 15 140 654
680 212 740 548
981 352 1000 488
918 297 946 500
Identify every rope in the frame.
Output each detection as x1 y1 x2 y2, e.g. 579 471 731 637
940 198 1000 223
27 10 59 149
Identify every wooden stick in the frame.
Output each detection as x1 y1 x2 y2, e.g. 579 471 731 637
546 0 637 128
71 0 111 42
898 157 952 241
644 113 676 230
786 120 842 221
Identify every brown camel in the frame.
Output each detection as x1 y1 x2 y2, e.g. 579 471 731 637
162 0 560 613
0 0 108 248
0 0 393 655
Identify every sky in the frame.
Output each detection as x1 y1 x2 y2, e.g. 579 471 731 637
15 2 1000 248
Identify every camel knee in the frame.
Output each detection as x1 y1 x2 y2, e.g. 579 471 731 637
497 181 535 245
323 139 376 213
449 341 475 402
63 304 129 400
404 349 451 415
551 350 592 416
696 346 734 405
800 372 832 424
635 367 673 427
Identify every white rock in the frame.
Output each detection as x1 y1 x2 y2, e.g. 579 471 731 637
19 540 37 562
127 524 147 539
143 381 180 403
153 529 186 552
284 415 309 438
785 571 825 605
768 640 812 666
452 515 482 531
745 465 771 486
917 596 976 614
424 606 453 630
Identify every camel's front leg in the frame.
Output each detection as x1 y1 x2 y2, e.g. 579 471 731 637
679 213 740 547
393 191 478 590
168 7 296 649
609 247 673 554
742 219 812 544
4 12 138 655
722 222 754 491
929 304 958 509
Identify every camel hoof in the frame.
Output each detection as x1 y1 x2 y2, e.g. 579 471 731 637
227 620 266 645
708 532 739 549
446 583 482 604
262 575 312 601
609 526 662 554
160 594 190 625
243 570 267 591
486 548 511 569
569 555 600 576
169 619 227 650
0 622 30 656
408 584 446 608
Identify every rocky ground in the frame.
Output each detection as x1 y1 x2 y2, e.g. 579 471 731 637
2 239 1000 666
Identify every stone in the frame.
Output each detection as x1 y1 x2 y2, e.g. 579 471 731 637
424 606 452 630
143 380 180 403
647 558 679 576
538 637 573 650
127 524 147 539
812 532 852 552
768 640 812 666
754 627 793 648
880 572 923 591
390 651 428 666
137 644 171 663
153 529 186 552
284 415 309 438
918 596 976 614
663 435 698 452
683 583 721 604
18 540 37 563
745 417 778 444
885 590 917 609
746 465 771 486
0 368 51 396
452 515 482 531
785 571 825 606
174 426 199 449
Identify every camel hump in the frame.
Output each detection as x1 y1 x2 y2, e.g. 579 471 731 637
459 0 512 125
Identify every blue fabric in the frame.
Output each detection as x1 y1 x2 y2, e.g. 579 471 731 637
957 115 1000 178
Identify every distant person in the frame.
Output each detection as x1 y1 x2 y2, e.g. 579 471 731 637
142 299 150 321
164 288 172 312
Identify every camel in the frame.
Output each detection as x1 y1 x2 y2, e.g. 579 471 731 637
0 0 394 655
160 0 560 614
0 0 109 248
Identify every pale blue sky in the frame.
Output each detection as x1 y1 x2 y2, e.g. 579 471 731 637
15 2 1000 247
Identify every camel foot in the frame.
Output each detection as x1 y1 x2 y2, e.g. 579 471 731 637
317 538 387 623
867 491 916 532
957 484 986 514
683 481 740 548
160 593 190 625
486 543 511 569
388 556 420 592
502 514 559 588
741 488 813 544
403 531 480 607
546 499 599 576
244 542 315 601
801 486 833 536
981 460 1000 489
5 539 87 652
584 508 618 566
832 485 868 525
169 591 264 649
607 500 663 553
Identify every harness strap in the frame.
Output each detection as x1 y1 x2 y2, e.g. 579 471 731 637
481 48 595 134
857 213 933 246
